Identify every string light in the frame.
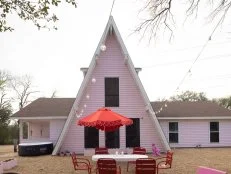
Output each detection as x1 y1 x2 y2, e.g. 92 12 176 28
100 45 106 51
92 78 96 83
153 15 224 115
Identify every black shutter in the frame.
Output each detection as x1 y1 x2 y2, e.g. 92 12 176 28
84 127 99 148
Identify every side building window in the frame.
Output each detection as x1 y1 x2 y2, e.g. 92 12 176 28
105 78 119 107
210 122 219 143
84 127 99 148
126 118 140 147
22 122 29 139
169 122 178 143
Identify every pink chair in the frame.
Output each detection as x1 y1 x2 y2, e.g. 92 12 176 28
196 166 227 174
152 144 160 156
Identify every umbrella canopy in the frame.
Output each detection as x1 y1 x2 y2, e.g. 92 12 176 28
77 107 133 131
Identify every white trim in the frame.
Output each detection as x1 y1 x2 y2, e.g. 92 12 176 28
109 16 170 151
11 116 68 120
52 16 171 155
157 116 231 120
168 121 179 144
209 121 220 143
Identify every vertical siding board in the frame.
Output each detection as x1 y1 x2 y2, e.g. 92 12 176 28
60 33 164 153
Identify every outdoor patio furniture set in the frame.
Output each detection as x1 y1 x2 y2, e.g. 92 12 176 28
71 147 173 174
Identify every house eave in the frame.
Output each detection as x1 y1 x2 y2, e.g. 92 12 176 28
157 116 231 120
11 116 68 120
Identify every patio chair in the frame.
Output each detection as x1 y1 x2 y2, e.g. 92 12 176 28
136 158 156 174
196 166 227 174
127 147 147 172
156 151 173 174
96 158 121 174
95 147 109 154
71 152 92 174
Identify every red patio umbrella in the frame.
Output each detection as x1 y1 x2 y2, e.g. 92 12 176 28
77 107 133 131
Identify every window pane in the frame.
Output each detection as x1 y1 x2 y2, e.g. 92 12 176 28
105 78 119 95
169 133 178 143
210 132 219 142
126 118 140 147
169 122 178 132
105 78 119 107
84 127 99 148
22 122 28 139
105 129 120 148
105 96 119 107
210 122 219 131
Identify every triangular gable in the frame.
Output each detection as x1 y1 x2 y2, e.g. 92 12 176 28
52 16 170 155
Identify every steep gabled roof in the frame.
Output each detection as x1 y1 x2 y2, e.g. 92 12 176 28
152 101 231 118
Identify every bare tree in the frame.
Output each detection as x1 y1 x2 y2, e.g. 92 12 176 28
10 75 39 110
51 90 57 98
0 71 11 109
137 0 231 41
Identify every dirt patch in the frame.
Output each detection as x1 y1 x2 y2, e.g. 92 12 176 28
0 145 231 174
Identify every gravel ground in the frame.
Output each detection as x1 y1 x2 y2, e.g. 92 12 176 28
0 145 231 174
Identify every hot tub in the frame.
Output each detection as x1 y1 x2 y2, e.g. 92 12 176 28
18 142 53 156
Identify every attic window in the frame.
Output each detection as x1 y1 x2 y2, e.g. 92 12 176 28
105 77 119 107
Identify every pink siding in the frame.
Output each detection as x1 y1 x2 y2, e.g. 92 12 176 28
159 120 231 147
20 121 51 143
50 120 66 144
60 33 164 154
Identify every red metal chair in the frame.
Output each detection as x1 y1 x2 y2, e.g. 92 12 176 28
127 147 147 171
96 158 121 174
95 147 109 154
136 158 156 174
156 151 173 174
71 152 92 174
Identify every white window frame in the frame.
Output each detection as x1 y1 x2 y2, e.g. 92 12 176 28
209 121 219 143
168 122 179 143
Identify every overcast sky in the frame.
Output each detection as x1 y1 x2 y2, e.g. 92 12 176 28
1 0 231 104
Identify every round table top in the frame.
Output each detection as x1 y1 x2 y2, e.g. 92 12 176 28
92 154 148 162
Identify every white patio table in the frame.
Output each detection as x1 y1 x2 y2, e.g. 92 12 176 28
92 154 148 162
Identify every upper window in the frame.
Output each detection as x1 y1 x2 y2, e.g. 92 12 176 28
105 78 119 107
84 127 99 148
169 122 178 143
210 122 219 143
126 118 140 147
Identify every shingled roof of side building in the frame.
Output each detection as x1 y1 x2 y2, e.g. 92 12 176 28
11 98 231 118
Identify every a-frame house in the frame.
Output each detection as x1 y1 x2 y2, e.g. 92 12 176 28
52 16 170 155
11 16 170 155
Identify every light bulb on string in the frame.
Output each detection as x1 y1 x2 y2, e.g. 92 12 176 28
84 104 87 108
100 44 106 51
92 78 96 83
86 95 90 99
